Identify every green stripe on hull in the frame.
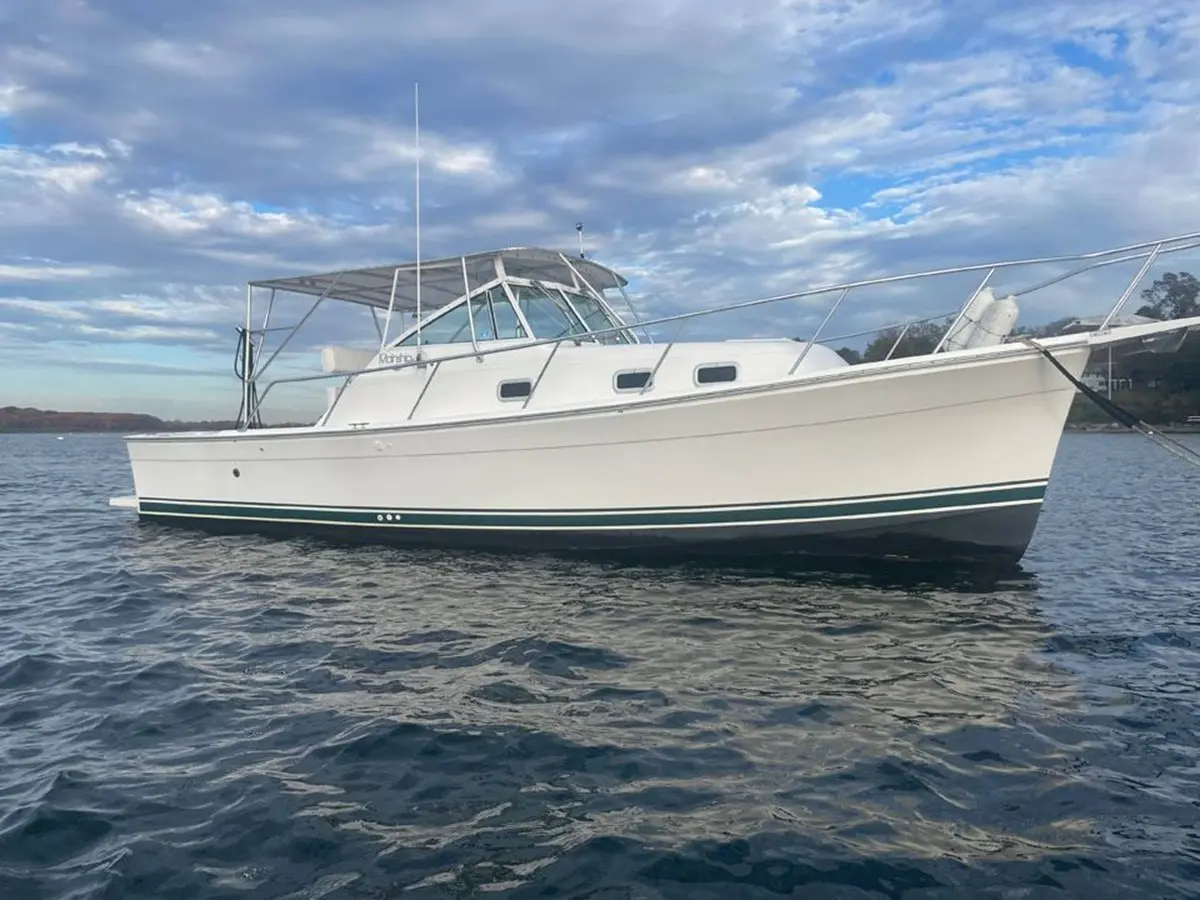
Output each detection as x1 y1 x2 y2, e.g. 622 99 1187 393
138 482 1046 530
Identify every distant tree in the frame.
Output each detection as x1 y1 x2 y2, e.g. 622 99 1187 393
1097 270 1200 397
1012 316 1078 339
835 346 862 364
1136 272 1200 320
862 320 948 362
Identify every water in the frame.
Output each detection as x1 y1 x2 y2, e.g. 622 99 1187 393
2 432 1200 899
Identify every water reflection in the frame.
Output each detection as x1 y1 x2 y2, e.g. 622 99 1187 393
110 524 1093 875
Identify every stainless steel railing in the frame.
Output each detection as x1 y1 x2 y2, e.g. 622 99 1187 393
244 230 1200 427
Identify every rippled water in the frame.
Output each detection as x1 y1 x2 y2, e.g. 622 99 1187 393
3 432 1200 899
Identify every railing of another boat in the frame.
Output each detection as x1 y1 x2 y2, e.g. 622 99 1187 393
244 231 1200 428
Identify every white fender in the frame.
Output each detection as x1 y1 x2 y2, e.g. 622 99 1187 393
965 294 1020 348
940 287 996 352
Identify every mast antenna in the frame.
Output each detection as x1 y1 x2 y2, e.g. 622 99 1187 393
414 82 422 348
576 222 585 259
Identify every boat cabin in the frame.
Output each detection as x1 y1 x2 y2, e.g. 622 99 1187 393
245 246 850 429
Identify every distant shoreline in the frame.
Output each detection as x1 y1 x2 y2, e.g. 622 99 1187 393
1064 422 1200 434
0 406 302 433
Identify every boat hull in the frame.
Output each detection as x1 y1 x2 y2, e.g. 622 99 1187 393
120 343 1092 564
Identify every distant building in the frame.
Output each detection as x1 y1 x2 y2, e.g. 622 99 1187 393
1079 370 1132 393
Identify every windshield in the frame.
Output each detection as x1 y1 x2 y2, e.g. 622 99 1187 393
559 290 631 344
397 287 527 346
393 282 634 346
511 285 590 339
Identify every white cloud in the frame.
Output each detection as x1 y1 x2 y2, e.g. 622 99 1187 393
130 39 241 80
0 82 43 116
0 297 88 319
74 323 221 343
120 192 304 236
0 145 109 192
0 261 124 281
329 118 507 186
48 141 110 158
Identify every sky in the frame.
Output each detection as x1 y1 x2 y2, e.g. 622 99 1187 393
2 0 1199 423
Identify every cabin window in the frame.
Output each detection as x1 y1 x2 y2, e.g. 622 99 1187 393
614 370 652 391
498 379 532 400
513 285 589 339
695 364 738 385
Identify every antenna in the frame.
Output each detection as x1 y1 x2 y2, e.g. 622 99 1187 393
576 222 585 259
414 81 422 348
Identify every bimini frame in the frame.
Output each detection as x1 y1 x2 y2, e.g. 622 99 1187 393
233 230 1200 430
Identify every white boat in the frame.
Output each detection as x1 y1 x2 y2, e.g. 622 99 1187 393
108 233 1200 564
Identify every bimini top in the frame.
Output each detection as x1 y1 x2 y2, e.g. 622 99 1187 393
247 247 629 313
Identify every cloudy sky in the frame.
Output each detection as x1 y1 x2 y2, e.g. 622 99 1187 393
2 0 1199 422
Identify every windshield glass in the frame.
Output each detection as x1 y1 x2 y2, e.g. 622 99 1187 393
397 287 528 345
394 282 636 346
559 290 631 344
512 285 589 339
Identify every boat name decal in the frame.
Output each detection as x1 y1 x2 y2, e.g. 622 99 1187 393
379 352 417 365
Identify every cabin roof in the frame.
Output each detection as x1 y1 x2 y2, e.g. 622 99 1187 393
247 247 628 313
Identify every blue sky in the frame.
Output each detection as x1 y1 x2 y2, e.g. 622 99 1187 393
2 0 1199 422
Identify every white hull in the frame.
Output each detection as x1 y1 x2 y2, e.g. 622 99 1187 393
118 341 1095 563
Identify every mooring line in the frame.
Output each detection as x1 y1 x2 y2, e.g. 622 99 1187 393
1017 335 1200 470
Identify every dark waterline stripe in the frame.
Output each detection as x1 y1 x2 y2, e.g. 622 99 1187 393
139 478 1046 515
138 483 1046 530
